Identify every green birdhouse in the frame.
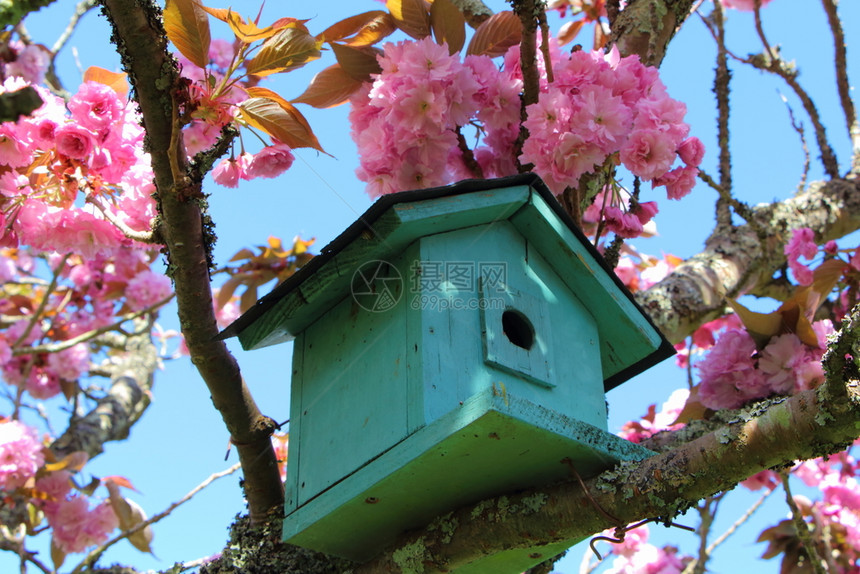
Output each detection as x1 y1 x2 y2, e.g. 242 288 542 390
222 174 673 572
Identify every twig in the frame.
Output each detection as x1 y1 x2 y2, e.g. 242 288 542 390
752 0 775 64
706 481 774 554
709 0 733 227
72 463 242 573
51 0 98 55
819 0 859 174
688 497 718 574
456 127 484 179
12 294 173 355
810 504 840 574
511 0 544 170
537 8 553 83
86 195 158 243
780 93 810 192
742 5 839 179
43 0 97 98
696 170 756 224
683 489 771 574
0 530 52 574
13 254 69 348
781 472 827 574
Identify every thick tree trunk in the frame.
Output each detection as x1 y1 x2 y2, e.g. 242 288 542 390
96 0 284 524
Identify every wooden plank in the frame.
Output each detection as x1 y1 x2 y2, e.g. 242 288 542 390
294 265 411 505
238 187 531 350
283 387 653 561
510 191 663 382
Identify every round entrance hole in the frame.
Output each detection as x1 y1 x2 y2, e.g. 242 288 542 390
502 309 535 350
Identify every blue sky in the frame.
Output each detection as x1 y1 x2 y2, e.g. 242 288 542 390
3 0 859 572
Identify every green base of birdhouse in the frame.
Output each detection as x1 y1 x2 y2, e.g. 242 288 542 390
282 387 653 568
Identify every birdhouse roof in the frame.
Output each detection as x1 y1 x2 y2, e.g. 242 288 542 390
220 173 673 391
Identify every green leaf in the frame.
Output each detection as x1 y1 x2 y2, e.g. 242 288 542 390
466 10 521 57
164 0 211 68
245 27 322 77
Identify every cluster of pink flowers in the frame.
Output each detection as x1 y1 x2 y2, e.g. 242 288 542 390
619 388 689 443
696 320 832 410
0 248 168 401
0 75 156 258
0 419 44 490
174 40 297 186
350 37 495 196
36 470 119 554
583 188 660 238
349 35 702 241
2 41 50 85
518 45 701 197
211 143 296 188
177 39 245 157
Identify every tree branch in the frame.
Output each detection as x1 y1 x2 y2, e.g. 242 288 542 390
96 0 284 523
609 0 696 66
50 329 157 460
820 0 860 175
636 176 860 344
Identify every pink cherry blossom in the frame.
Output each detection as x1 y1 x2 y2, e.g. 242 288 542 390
606 542 689 574
36 470 73 513
619 388 689 443
183 120 222 156
620 129 679 181
246 143 295 179
0 420 44 491
0 123 34 168
126 269 173 311
758 333 807 394
212 154 251 188
54 123 96 160
653 165 698 200
741 469 781 491
27 369 61 399
208 38 235 70
68 82 124 133
49 495 119 554
677 137 705 166
4 41 50 84
697 329 768 410
0 171 30 197
785 227 817 286
46 343 91 381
